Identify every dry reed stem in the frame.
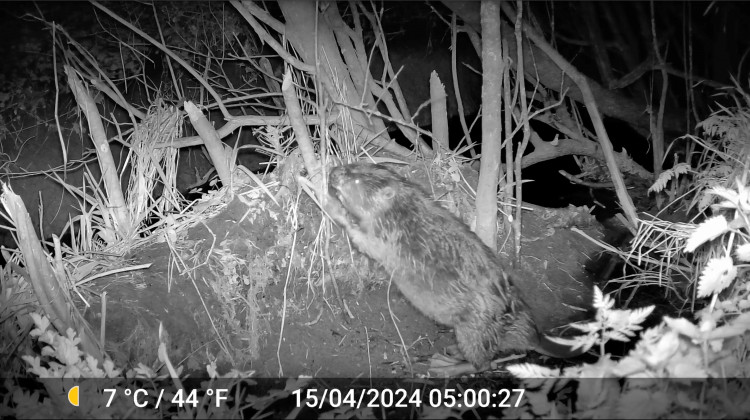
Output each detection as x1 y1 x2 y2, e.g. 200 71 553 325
1 184 103 361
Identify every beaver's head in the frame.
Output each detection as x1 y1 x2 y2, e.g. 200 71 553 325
328 164 401 223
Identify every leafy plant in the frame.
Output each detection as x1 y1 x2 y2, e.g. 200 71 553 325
4 312 304 419
509 151 750 416
543 286 655 355
21 313 121 379
506 285 749 418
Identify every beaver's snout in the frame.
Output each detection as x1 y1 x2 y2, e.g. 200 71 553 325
327 184 340 200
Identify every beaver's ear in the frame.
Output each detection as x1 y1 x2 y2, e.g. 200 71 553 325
381 185 396 200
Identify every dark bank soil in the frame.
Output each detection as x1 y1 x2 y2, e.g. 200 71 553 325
80 164 605 378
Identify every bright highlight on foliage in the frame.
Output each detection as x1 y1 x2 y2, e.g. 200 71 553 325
697 255 737 298
684 215 728 253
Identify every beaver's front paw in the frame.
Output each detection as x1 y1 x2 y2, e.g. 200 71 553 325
322 192 353 227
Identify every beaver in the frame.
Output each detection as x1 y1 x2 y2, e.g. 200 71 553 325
323 163 581 371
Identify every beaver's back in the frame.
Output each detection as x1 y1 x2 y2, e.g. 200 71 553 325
325 164 541 367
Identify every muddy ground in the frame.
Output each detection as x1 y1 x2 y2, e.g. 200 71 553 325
79 163 606 378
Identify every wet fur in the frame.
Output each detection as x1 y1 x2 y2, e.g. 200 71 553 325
324 163 549 368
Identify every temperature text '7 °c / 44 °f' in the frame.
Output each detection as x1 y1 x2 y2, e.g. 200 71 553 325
103 388 230 409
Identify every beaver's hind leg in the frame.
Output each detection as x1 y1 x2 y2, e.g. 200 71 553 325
425 322 491 377
430 306 539 376
454 318 495 370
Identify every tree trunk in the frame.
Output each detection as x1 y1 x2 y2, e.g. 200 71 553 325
475 0 504 250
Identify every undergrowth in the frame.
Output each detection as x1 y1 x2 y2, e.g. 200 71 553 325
506 84 750 418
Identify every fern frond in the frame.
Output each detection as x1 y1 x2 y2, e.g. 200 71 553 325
648 162 691 194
